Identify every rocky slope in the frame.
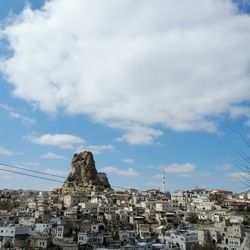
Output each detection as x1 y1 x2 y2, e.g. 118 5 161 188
62 151 111 194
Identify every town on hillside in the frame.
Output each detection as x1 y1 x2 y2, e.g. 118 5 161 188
0 151 249 250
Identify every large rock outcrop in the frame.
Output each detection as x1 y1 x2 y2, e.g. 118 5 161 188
62 151 111 193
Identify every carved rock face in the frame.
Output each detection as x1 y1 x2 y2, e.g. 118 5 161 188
65 151 111 189
72 151 97 180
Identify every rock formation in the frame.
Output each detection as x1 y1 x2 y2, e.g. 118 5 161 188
62 151 111 194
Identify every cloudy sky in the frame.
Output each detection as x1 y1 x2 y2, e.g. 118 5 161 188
0 0 250 192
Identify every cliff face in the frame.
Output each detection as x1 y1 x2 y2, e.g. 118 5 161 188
62 151 111 193
71 151 98 182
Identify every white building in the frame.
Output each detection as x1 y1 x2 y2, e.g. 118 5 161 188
0 226 29 248
160 229 198 250
35 223 52 234
29 236 51 249
78 232 112 247
119 230 136 243
155 201 168 212
19 217 36 227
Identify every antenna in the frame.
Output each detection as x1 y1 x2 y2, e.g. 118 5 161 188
162 170 166 193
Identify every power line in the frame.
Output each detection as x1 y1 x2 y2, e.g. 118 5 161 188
0 167 64 183
0 168 135 190
0 163 66 179
0 163 141 191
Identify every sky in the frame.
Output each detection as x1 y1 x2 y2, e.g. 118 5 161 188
0 0 250 192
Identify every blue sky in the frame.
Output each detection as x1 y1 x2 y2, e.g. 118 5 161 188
0 0 250 192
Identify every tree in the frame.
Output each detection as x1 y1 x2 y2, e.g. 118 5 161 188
186 212 199 224
197 242 217 250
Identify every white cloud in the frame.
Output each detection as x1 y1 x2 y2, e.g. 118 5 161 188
45 168 67 177
0 103 11 112
195 172 211 177
229 106 250 119
0 103 35 125
0 172 13 180
122 158 135 164
117 124 163 144
1 0 250 143
227 171 250 181
229 106 250 126
21 162 40 167
244 120 250 127
145 182 160 188
24 133 84 149
165 163 196 175
77 144 114 154
41 152 67 160
153 174 162 179
100 166 140 177
218 163 233 171
9 111 35 125
0 146 14 156
10 161 40 168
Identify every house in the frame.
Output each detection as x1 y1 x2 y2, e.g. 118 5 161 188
0 225 29 249
63 194 86 208
28 236 51 249
160 229 198 250
78 232 112 247
91 223 105 233
155 201 168 212
35 223 52 234
19 217 36 226
119 230 136 244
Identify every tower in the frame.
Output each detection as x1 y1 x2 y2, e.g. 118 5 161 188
162 170 166 193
